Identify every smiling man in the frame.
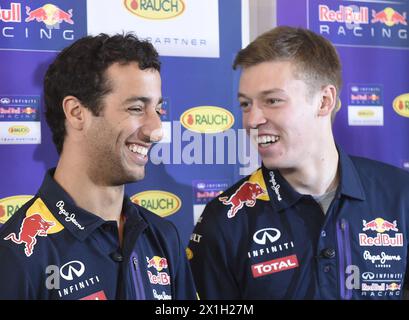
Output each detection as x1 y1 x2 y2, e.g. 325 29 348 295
0 34 196 300
188 26 409 299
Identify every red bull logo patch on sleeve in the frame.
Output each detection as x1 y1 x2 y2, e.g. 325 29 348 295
219 169 269 218
219 182 265 218
4 213 55 257
3 198 63 257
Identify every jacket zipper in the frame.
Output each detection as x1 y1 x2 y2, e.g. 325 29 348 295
336 218 352 299
130 254 146 300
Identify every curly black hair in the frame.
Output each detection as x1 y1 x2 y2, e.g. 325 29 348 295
44 33 161 154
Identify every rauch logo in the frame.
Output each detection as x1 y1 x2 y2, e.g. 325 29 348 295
131 191 181 217
8 125 30 136
180 106 235 134
124 0 185 20
0 195 33 224
393 93 409 118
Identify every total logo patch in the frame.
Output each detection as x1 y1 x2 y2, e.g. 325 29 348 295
80 290 107 300
251 254 299 278
359 218 403 247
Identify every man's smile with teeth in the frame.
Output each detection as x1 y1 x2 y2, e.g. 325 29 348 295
256 135 280 147
128 144 148 156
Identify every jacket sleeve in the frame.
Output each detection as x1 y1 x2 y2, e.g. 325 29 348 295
188 202 240 299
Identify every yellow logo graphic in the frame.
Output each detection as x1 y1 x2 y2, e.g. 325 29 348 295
26 198 64 234
180 106 235 134
8 125 30 136
124 0 185 20
248 169 270 201
186 247 193 260
0 195 33 224
393 93 409 118
357 110 375 118
131 190 181 217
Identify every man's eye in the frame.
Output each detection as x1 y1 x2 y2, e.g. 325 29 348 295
129 106 143 112
266 98 281 105
239 101 250 109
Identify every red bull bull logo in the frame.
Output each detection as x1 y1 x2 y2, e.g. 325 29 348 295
25 4 74 29
219 182 265 218
362 218 398 233
146 255 168 271
359 217 403 247
371 7 407 27
4 213 55 257
386 283 401 291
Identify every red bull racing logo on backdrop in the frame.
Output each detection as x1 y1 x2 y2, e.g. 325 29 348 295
308 0 409 49
25 3 73 29
359 217 404 247
0 1 86 51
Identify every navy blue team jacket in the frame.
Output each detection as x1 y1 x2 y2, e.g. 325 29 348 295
188 147 409 299
0 169 196 300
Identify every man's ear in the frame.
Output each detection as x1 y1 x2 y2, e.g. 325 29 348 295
317 85 337 117
62 96 86 131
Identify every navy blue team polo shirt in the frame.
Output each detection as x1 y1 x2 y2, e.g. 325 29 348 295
188 147 409 299
0 169 196 300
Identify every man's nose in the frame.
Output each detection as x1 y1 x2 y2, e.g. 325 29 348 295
245 103 266 129
141 109 163 142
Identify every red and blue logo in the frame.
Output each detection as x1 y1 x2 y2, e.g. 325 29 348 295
308 0 409 49
0 1 86 51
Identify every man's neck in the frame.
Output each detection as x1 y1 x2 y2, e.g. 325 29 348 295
53 157 124 224
280 142 340 196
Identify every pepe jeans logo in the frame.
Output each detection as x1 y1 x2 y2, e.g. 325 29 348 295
269 171 282 201
55 201 85 230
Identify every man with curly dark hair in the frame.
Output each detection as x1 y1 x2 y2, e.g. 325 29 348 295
0 33 196 300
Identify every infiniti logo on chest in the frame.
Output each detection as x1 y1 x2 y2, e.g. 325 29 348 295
253 228 281 245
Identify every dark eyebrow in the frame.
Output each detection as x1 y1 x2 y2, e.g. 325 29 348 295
123 96 163 105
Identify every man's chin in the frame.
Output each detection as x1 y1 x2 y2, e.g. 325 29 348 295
123 167 146 184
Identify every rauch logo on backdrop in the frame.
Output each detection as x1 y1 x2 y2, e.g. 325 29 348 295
0 1 86 51
308 0 409 49
393 93 409 118
0 195 33 225
180 106 235 134
131 191 181 217
124 0 185 20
